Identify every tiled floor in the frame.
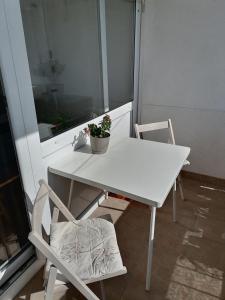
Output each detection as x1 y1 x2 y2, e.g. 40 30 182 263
16 177 225 299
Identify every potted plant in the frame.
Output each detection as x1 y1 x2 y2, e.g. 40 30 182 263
84 115 111 154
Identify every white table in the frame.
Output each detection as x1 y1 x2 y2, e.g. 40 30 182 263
48 137 190 290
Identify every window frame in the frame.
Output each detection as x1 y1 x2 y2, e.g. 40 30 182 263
1 0 142 158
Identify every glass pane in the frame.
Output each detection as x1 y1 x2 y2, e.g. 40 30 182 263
0 73 34 290
20 0 104 142
106 0 135 110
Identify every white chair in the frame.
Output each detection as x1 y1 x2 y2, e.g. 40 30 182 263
134 119 190 222
29 180 127 300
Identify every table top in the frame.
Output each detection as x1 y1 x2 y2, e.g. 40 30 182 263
48 137 190 208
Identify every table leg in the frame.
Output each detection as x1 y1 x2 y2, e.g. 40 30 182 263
67 180 74 209
146 206 156 291
178 175 184 200
100 281 106 300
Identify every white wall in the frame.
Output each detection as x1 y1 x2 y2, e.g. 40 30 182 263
139 0 225 179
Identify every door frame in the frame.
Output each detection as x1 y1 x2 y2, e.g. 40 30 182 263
0 1 46 297
0 0 45 201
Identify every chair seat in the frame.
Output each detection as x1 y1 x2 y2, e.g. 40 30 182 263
50 218 124 282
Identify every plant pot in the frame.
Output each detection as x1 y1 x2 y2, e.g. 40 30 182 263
90 135 110 154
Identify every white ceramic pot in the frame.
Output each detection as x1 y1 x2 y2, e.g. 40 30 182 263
90 135 110 154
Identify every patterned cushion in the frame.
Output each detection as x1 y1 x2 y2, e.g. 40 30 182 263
50 218 123 281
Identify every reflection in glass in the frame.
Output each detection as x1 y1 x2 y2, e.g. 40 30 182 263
20 0 104 141
106 0 135 110
20 0 135 142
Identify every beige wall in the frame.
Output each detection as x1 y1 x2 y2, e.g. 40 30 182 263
139 0 225 178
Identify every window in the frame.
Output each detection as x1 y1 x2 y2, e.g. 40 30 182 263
106 0 135 110
20 0 135 142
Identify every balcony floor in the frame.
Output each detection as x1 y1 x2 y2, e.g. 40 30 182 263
16 176 225 299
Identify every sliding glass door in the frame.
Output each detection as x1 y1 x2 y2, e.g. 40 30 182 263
19 0 135 142
0 73 35 294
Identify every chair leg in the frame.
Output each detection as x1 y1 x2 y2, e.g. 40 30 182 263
173 182 176 223
178 175 184 200
100 281 106 300
45 266 57 300
104 190 108 200
67 180 74 209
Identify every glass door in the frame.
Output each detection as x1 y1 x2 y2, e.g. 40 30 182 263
0 73 35 294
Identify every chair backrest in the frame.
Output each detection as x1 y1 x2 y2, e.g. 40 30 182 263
31 180 76 237
29 180 100 300
134 118 176 144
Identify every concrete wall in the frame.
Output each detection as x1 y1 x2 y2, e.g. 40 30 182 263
139 0 225 179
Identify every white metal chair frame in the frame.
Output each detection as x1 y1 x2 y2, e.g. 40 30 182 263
29 180 127 300
134 119 190 222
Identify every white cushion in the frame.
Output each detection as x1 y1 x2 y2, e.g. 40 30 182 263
50 218 123 281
